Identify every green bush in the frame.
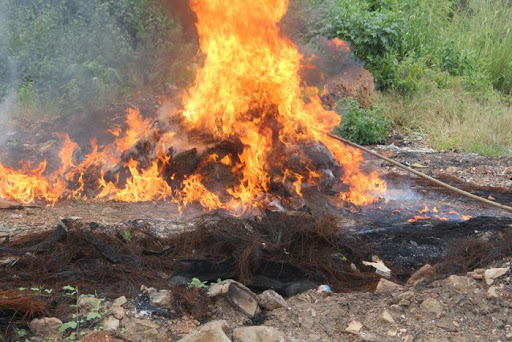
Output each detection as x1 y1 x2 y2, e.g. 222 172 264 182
0 0 185 116
334 99 391 145
312 0 512 95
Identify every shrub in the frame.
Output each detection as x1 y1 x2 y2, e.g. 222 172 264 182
0 0 184 116
334 99 391 145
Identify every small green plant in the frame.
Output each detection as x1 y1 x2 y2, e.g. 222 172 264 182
121 230 133 242
334 99 391 145
57 286 107 340
188 277 208 289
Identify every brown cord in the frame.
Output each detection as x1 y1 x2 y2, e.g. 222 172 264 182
327 133 512 214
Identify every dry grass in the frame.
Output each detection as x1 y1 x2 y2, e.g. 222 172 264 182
376 87 512 156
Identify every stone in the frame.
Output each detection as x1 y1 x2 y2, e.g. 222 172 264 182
232 326 282 342
406 264 435 286
111 304 125 319
258 290 287 311
486 286 499 299
346 320 363 333
436 317 457 332
467 268 485 280
420 298 444 315
103 316 120 331
179 320 231 342
150 289 173 307
381 310 396 325
387 329 398 337
29 317 63 340
404 334 415 342
141 285 173 307
279 280 317 297
208 280 260 318
114 296 127 306
121 317 163 342
447 275 476 293
484 267 509 285
375 278 402 294
78 294 103 312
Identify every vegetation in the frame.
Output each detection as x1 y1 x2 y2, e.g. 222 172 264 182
334 99 391 145
312 0 512 155
0 0 193 117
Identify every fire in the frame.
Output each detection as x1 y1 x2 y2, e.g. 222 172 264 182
407 206 471 223
179 0 385 209
0 0 387 214
323 37 351 58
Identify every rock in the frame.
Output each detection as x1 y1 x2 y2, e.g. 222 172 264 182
406 264 435 286
387 329 398 337
258 290 287 311
467 268 485 280
381 310 396 325
29 317 63 340
435 317 457 332
447 275 476 293
78 294 103 312
484 267 509 285
486 286 499 299
103 316 120 331
346 320 363 333
114 296 127 306
232 326 282 342
179 320 231 342
121 317 164 342
375 278 402 294
404 334 415 342
279 280 317 297
141 285 173 307
111 304 125 319
209 280 260 318
420 298 444 315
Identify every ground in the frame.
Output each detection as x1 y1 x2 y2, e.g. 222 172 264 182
1 106 512 342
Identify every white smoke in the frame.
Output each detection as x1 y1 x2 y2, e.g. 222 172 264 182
0 0 18 146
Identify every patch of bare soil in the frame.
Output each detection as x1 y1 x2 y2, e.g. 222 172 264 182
262 262 512 341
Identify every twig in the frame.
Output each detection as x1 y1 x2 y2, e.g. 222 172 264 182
327 133 512 214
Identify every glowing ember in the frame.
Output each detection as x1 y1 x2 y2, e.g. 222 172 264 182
0 0 386 214
407 206 471 223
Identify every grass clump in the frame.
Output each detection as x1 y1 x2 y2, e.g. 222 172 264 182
376 86 512 156
335 99 391 145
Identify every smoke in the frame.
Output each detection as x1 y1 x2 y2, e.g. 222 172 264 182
0 0 18 146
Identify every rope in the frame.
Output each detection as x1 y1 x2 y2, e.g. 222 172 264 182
327 133 512 214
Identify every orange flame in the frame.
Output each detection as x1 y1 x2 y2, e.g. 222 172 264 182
407 206 471 222
0 0 386 213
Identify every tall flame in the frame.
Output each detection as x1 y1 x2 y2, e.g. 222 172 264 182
178 0 385 210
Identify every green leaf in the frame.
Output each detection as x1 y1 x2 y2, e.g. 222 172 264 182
59 321 78 332
86 311 103 320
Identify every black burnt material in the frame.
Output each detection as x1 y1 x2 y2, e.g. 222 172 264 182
1 212 511 338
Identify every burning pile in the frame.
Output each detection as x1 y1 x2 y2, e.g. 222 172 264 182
0 0 385 215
